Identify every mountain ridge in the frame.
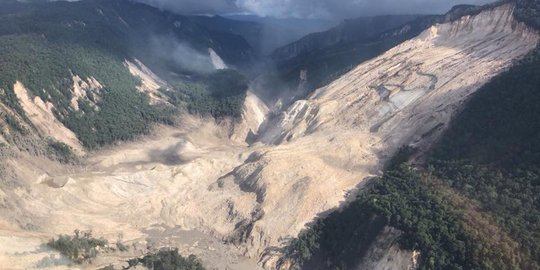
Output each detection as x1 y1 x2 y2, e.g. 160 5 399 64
0 1 539 270
264 0 516 98
0 0 257 152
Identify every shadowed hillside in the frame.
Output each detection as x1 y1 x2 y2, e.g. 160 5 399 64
0 0 253 150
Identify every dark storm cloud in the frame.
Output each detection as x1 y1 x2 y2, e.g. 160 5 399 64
138 0 495 19
243 0 496 18
137 0 238 15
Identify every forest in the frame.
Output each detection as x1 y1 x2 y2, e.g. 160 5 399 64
285 1 540 269
0 0 251 149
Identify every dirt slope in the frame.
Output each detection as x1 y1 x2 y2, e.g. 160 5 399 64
0 4 537 270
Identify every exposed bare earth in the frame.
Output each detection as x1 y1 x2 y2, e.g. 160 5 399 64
13 81 83 152
355 227 419 270
125 60 169 104
0 4 538 270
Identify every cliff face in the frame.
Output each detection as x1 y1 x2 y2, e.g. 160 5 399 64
0 3 538 270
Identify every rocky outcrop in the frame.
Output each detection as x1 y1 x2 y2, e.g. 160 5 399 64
355 227 419 270
209 48 228 70
229 91 270 144
70 75 102 111
125 59 169 105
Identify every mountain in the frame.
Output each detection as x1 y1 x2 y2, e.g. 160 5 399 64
270 15 421 61
0 0 254 151
187 15 337 77
279 1 540 269
221 15 337 55
0 0 539 270
259 14 436 101
264 1 514 98
189 15 267 56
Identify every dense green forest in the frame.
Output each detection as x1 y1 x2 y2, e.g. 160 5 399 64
426 48 540 270
0 0 252 149
288 156 530 269
0 33 161 149
285 1 540 269
165 69 249 119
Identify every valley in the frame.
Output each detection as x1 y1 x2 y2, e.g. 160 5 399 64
0 1 539 270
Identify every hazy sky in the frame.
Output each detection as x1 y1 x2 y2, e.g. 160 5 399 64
138 0 495 19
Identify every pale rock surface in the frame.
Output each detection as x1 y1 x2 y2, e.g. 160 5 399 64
355 227 419 270
13 81 83 152
70 75 102 111
125 59 168 104
209 48 228 70
254 3 538 265
229 91 270 144
0 4 537 270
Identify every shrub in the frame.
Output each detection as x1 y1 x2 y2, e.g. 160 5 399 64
47 230 108 264
46 139 76 163
126 248 205 270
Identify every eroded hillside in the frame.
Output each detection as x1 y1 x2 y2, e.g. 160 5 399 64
0 3 538 270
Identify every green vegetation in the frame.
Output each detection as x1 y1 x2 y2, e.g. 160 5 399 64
126 248 205 270
286 4 540 269
186 70 248 118
423 5 540 268
427 48 540 270
1 112 28 135
0 32 158 148
515 0 540 29
47 230 108 264
63 81 159 149
46 139 77 164
165 69 248 119
270 36 417 92
0 0 252 149
287 153 528 270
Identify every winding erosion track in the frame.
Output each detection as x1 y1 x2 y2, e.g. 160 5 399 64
0 4 539 270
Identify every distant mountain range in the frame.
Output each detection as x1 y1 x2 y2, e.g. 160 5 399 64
192 14 337 56
263 2 512 98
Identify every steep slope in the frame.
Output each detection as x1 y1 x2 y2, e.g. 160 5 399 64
287 2 540 269
248 2 538 266
264 2 514 97
0 2 537 270
260 15 430 100
271 15 420 61
0 0 253 151
262 4 537 145
217 15 337 56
